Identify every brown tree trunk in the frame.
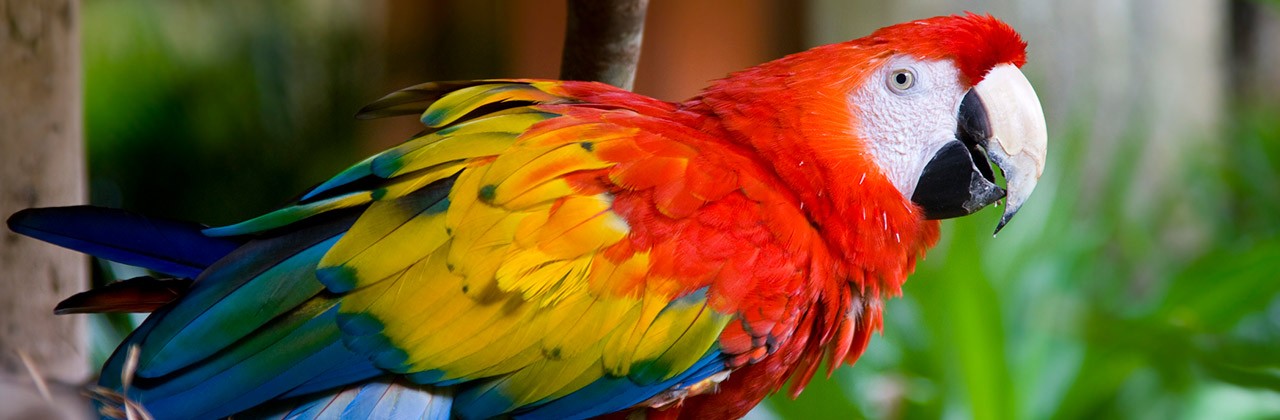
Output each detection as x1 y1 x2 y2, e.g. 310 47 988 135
0 0 90 418
1231 0 1280 104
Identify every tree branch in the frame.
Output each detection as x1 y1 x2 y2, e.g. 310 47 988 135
559 0 649 90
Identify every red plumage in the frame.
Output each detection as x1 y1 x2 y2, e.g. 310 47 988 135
873 13 1029 84
615 13 1029 418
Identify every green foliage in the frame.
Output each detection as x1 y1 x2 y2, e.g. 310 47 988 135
84 0 376 225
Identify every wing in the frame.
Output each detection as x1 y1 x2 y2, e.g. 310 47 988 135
113 80 819 419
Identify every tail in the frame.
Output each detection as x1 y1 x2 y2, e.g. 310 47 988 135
54 276 192 314
6 206 246 278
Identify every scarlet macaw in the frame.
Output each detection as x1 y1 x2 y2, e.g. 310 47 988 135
8 13 1046 419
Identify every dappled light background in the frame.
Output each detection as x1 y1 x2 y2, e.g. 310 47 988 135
82 0 1280 418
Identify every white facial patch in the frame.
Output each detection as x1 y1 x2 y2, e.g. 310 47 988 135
848 57 967 199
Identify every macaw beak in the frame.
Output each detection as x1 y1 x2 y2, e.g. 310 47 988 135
911 64 1047 235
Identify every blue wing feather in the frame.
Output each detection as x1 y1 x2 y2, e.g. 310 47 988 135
96 215 375 419
247 378 452 420
513 351 726 420
136 228 348 376
280 355 383 399
137 307 347 418
447 351 727 420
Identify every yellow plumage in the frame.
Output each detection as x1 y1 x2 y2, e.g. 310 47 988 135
421 83 566 127
310 82 733 409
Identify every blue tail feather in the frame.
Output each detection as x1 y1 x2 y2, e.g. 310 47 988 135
6 206 244 278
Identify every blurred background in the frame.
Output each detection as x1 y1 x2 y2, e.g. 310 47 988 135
11 0 1280 418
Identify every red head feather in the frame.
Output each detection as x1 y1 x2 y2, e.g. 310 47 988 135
869 12 1028 85
693 14 1031 297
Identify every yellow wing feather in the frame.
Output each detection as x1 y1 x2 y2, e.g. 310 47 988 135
325 82 736 410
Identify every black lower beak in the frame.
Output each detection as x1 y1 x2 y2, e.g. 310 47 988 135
912 141 1005 219
910 90 1005 220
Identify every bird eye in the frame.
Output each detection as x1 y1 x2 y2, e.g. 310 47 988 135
888 69 916 92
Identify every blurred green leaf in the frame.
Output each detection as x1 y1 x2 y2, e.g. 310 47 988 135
910 218 1016 420
1158 239 1280 330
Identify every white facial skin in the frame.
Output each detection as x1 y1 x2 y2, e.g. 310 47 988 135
848 56 967 199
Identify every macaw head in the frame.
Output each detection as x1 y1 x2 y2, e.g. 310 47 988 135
854 13 1046 233
703 13 1046 235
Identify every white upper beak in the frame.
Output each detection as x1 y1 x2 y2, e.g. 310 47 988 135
972 64 1048 233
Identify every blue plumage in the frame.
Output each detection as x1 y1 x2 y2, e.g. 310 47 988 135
5 206 243 278
341 379 452 419
299 156 377 202
511 351 727 420
250 378 453 420
138 308 346 418
136 231 346 376
279 355 383 399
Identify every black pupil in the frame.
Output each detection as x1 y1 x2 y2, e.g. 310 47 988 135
895 73 909 85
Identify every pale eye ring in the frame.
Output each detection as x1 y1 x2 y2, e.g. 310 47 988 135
888 68 916 92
